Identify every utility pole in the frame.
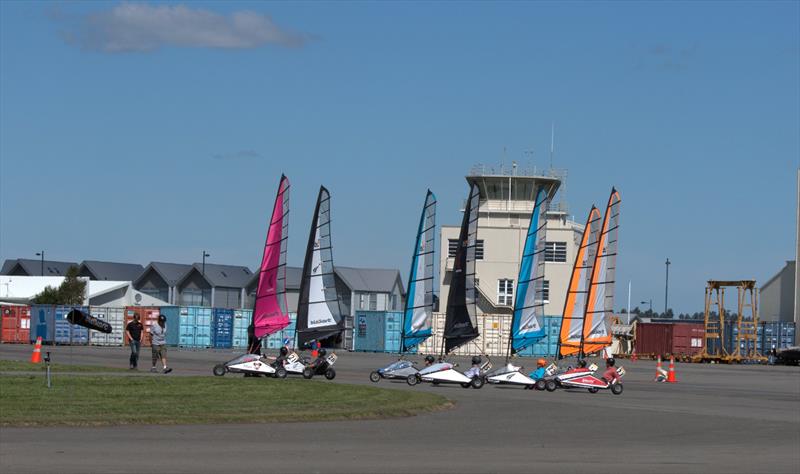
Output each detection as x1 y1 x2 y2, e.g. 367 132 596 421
627 281 632 325
35 251 44 276
202 251 210 275
665 258 671 315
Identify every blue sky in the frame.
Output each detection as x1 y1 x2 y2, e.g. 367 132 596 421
1 1 798 313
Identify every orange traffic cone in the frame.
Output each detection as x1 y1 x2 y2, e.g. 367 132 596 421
631 349 638 362
654 356 663 381
667 355 677 383
31 337 43 364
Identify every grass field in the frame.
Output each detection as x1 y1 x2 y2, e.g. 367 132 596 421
0 360 129 373
0 374 451 427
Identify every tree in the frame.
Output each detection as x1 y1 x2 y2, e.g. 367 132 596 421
31 266 86 305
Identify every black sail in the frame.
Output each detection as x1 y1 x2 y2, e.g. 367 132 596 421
444 183 480 354
296 186 344 348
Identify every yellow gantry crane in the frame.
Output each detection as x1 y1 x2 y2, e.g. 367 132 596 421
695 280 764 363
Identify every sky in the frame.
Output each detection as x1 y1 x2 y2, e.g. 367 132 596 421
1 1 798 314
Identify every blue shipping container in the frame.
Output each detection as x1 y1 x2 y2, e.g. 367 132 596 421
159 306 181 346
352 311 414 353
54 306 89 345
232 309 252 349
264 313 297 350
29 305 56 343
517 316 561 357
178 306 212 348
212 308 234 349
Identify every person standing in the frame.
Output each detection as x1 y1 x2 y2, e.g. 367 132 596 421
125 314 144 370
149 314 172 374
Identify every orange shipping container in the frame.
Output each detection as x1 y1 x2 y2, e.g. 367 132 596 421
124 307 161 347
1 305 31 343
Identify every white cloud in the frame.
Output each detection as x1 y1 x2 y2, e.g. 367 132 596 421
62 3 308 53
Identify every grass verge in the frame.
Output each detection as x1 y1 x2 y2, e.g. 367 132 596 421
0 375 451 427
0 360 129 373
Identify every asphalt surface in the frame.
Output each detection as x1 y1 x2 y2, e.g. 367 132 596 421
1 344 799 474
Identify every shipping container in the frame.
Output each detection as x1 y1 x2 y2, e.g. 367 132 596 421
352 311 407 353
212 308 234 349
88 307 125 346
54 306 89 345
124 307 162 347
232 309 252 349
634 322 704 358
264 313 297 350
517 316 562 357
724 321 796 355
1 305 30 343
178 306 212 348
29 305 56 343
159 306 181 346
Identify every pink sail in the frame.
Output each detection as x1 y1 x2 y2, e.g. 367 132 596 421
254 175 291 338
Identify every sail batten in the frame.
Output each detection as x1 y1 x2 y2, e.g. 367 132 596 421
510 185 551 354
253 175 291 339
557 206 602 357
402 190 437 352
581 189 621 356
296 186 344 348
443 183 480 354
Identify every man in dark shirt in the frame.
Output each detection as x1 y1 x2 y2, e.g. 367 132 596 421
125 315 144 370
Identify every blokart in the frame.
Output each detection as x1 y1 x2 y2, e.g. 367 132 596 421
212 353 287 378
302 350 338 380
410 356 490 389
542 363 625 394
370 358 421 383
484 362 538 389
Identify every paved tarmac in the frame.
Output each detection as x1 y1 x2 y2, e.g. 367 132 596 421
1 344 799 473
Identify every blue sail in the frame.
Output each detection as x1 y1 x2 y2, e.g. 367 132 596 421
511 185 550 353
402 190 437 352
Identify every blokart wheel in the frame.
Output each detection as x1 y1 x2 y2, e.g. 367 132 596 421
324 368 336 380
460 382 471 388
275 367 287 379
611 384 624 395
406 374 419 386
534 379 546 391
432 380 440 386
525 385 535 390
545 380 557 392
369 371 381 383
213 364 226 376
302 368 314 379
588 387 599 393
471 377 485 389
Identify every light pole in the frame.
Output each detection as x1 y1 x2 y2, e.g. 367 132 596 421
641 300 653 314
202 251 210 275
35 251 44 276
665 258 671 315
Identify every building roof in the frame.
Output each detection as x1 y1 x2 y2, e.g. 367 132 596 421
0 259 78 276
78 260 144 281
247 266 302 292
761 260 796 291
335 266 404 294
181 263 253 289
135 262 193 287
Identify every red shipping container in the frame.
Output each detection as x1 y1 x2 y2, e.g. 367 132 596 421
124 306 162 347
634 322 704 358
1 305 31 343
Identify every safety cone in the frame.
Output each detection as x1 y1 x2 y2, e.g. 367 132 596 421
631 349 638 362
667 355 678 383
653 356 663 381
31 337 43 364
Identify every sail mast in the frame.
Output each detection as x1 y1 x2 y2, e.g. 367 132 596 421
443 183 480 355
580 188 621 358
253 174 290 339
401 190 437 353
556 206 602 359
296 186 344 349
508 184 551 358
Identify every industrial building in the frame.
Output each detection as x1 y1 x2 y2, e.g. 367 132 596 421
439 165 584 317
1 258 78 276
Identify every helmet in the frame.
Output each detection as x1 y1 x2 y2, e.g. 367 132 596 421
537 358 546 368
318 348 327 357
279 347 288 356
577 359 587 368
158 314 166 322
425 355 435 364
606 357 616 367
471 356 482 365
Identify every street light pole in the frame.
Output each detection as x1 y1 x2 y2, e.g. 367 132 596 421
202 251 210 275
35 251 44 276
665 258 671 315
641 300 653 314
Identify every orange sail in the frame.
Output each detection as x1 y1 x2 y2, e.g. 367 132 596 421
581 188 621 356
558 206 602 357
